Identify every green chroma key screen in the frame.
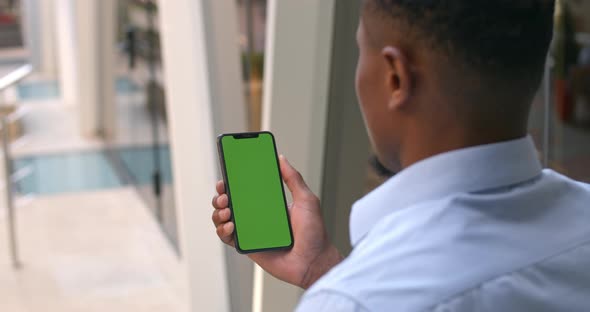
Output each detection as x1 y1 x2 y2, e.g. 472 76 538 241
219 132 293 252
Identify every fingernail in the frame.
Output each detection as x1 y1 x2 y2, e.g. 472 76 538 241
224 222 233 231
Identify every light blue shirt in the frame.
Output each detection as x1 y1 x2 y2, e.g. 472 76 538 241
296 136 590 311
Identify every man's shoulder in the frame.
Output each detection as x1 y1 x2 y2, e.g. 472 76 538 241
306 241 590 312
429 240 590 312
304 198 492 311
305 170 590 311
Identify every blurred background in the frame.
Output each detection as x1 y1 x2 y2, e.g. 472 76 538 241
0 0 587 311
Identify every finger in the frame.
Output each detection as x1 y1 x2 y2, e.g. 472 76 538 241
214 194 228 209
279 155 312 199
216 222 235 245
216 180 225 195
211 195 219 209
212 208 231 227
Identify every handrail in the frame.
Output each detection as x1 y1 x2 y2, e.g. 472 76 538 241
0 62 33 269
1 118 19 269
0 63 32 91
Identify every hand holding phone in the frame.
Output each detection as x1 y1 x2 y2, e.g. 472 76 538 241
217 132 294 253
212 132 343 288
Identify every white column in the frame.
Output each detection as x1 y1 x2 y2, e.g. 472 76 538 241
21 0 58 76
97 1 117 139
159 1 247 312
75 0 116 138
20 0 41 69
54 0 77 106
54 0 116 137
256 1 336 311
38 0 58 76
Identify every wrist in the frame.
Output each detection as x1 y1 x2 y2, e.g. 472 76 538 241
300 245 343 289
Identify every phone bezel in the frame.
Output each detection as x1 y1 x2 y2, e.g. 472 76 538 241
217 131 295 254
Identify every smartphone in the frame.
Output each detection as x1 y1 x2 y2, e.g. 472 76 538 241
217 131 294 253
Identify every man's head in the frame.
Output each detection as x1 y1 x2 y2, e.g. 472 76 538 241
355 0 555 171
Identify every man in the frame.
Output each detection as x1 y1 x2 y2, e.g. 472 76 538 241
213 0 590 311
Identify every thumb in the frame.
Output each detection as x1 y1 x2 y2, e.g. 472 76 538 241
279 155 312 200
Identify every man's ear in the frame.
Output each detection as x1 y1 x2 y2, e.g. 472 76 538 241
382 46 412 110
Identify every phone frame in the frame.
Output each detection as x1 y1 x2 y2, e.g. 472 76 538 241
217 131 294 254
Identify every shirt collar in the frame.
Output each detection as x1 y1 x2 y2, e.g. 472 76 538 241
349 136 542 246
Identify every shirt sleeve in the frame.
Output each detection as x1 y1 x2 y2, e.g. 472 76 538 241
295 290 370 312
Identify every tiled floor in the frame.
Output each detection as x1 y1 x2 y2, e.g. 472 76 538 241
14 151 122 196
0 188 188 312
12 145 176 196
117 145 173 185
16 77 140 101
11 100 104 157
16 80 60 101
0 59 186 311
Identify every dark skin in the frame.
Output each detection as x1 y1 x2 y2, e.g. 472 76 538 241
212 9 531 289
356 11 529 171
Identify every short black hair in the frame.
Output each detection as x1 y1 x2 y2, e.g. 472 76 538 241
366 0 555 95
